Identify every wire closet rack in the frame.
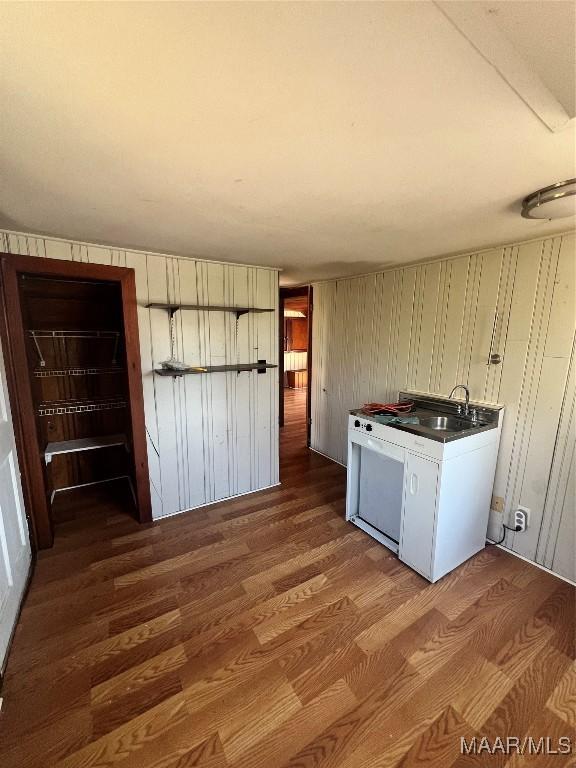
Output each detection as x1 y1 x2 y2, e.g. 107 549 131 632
37 396 127 417
28 329 121 367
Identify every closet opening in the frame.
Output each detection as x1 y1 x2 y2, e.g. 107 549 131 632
0 254 151 550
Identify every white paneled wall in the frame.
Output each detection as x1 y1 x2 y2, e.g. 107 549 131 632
284 351 308 372
0 231 279 519
283 351 307 387
311 233 575 581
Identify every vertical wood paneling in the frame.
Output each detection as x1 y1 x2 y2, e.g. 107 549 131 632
550 453 574 580
537 334 575 582
413 262 441 394
467 248 504 401
311 232 575 578
125 251 163 518
437 256 469 396
284 351 308 372
503 239 560 551
507 236 575 559
0 230 279 520
394 268 417 397
44 239 72 261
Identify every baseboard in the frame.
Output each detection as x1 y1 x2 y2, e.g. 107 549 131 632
152 482 282 520
308 446 346 468
492 542 575 587
0 551 35 689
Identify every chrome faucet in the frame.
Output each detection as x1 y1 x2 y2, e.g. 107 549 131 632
449 384 470 416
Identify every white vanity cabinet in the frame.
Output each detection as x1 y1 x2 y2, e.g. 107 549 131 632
399 453 439 580
346 396 503 583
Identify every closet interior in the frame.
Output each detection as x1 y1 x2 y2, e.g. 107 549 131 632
19 274 136 516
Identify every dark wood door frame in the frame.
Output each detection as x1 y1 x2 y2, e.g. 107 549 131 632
279 285 313 446
0 253 152 550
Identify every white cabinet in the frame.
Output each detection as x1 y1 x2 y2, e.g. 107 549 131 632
346 400 503 583
399 453 439 580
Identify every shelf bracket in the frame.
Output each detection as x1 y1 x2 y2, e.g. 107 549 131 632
30 331 46 367
235 309 249 320
111 332 120 365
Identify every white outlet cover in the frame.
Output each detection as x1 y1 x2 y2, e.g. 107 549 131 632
517 505 531 527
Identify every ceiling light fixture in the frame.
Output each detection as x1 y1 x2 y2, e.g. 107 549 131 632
284 309 305 318
521 178 576 220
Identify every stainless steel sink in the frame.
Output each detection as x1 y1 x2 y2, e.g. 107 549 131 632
419 415 483 431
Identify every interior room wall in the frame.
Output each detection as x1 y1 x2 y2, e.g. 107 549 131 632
0 230 279 520
284 351 308 376
310 231 575 582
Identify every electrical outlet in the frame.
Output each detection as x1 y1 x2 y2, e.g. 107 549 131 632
514 506 530 532
491 495 504 513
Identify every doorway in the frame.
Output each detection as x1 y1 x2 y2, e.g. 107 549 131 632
0 254 151 550
279 286 312 448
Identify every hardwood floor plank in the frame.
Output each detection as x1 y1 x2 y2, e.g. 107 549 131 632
229 679 357 768
55 693 190 768
545 661 576 728
90 644 188 706
392 706 473 768
0 705 93 768
291 641 366 705
91 670 183 740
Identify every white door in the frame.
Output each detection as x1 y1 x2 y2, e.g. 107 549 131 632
399 453 439 580
0 337 31 669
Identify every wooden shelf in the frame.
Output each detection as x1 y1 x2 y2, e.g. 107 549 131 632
146 303 274 319
44 434 127 465
154 362 277 376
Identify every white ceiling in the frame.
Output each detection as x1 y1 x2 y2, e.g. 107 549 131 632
0 1 574 284
475 0 576 116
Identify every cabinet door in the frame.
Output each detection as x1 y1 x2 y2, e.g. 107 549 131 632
399 453 439 579
289 318 308 351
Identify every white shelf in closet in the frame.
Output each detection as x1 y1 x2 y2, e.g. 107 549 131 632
44 434 127 465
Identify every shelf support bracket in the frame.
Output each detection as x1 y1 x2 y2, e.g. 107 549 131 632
30 331 46 367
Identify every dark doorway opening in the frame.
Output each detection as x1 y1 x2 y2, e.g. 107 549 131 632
279 286 312 446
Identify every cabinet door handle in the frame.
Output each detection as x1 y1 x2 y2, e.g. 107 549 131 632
409 473 419 495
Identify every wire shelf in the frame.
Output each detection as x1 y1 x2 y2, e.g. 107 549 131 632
28 330 120 339
28 330 121 367
37 397 127 416
44 434 127 464
34 367 124 378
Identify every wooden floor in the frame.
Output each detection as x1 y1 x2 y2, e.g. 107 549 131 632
1 387 574 767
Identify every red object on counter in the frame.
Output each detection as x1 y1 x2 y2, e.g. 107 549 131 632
361 401 414 416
